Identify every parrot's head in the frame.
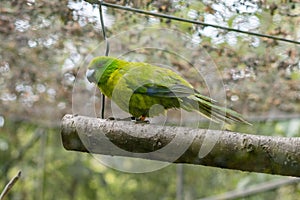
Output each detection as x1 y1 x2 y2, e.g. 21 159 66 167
86 56 117 84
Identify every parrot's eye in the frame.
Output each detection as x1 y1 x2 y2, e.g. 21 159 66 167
86 69 96 83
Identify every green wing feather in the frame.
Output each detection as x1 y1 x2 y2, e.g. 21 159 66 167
134 82 250 124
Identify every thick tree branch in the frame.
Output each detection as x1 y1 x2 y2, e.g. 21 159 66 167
61 114 300 177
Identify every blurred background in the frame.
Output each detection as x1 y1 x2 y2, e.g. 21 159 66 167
1 0 300 199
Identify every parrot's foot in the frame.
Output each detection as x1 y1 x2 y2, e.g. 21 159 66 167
134 116 150 124
107 116 149 124
107 116 133 121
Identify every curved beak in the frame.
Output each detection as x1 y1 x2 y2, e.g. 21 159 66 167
86 69 95 83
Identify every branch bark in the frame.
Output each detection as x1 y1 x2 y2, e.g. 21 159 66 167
0 171 21 200
61 114 300 177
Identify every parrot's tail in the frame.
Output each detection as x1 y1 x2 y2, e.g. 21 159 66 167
182 94 251 125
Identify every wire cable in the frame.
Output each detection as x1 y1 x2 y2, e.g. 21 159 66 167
100 2 300 45
98 0 110 119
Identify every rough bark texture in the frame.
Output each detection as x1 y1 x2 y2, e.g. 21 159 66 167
61 114 300 177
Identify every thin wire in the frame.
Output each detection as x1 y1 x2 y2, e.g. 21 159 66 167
101 2 300 45
98 0 110 119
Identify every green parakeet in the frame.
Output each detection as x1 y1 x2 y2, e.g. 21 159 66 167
86 56 250 124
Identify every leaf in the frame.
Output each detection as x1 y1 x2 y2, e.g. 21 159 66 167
227 15 237 28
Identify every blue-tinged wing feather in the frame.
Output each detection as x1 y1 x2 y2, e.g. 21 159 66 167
134 84 195 98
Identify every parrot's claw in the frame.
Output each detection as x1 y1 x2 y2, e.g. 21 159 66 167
107 116 132 121
107 117 115 120
134 117 150 124
107 116 150 124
